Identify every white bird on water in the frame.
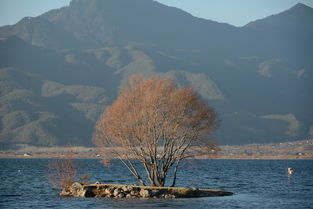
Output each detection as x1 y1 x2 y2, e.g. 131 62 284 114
287 167 294 175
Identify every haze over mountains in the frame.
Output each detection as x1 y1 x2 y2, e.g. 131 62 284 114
0 0 312 147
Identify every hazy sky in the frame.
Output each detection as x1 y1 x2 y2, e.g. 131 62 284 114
0 0 312 27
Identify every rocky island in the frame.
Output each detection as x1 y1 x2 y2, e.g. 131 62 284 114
61 182 233 199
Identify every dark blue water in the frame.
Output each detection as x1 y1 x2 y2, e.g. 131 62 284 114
1 159 312 209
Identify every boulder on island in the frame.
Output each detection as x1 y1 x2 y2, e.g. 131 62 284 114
60 183 233 198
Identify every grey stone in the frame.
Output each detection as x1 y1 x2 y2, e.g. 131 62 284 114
113 188 123 196
122 185 132 192
140 189 151 198
130 190 139 196
68 182 85 197
164 194 175 199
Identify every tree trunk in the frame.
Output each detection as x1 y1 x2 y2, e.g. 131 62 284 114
170 160 181 187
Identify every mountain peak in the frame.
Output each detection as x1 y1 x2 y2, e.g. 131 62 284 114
291 3 312 10
41 0 235 48
287 2 313 14
245 2 313 28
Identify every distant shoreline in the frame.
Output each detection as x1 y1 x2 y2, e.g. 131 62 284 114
1 154 312 160
1 139 312 159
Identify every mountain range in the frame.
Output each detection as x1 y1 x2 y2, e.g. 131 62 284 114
0 0 312 147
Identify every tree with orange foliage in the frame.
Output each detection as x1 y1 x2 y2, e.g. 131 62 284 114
94 75 218 187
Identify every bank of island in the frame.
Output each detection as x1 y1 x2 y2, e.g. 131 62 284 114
61 182 233 198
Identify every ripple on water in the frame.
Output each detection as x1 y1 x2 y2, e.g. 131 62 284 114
0 159 312 209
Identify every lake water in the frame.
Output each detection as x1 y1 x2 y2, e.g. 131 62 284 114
0 159 312 209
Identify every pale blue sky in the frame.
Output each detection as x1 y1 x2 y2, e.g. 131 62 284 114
0 0 312 27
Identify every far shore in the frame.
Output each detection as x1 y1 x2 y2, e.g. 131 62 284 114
1 139 312 159
1 153 312 160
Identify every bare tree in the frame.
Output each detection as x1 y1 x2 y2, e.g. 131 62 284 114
94 74 218 187
47 150 78 190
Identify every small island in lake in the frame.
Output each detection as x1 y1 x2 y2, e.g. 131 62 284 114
61 182 233 198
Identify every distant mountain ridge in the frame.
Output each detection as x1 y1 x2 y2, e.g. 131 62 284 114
0 0 312 147
42 0 237 48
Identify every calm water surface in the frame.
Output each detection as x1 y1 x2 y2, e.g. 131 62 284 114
0 159 312 209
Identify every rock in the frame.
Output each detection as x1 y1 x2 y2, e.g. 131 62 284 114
122 185 132 192
140 189 151 198
108 194 114 198
104 188 111 195
69 182 84 197
106 187 115 194
70 182 83 190
60 182 97 197
130 190 139 196
164 194 176 199
113 188 123 196
60 189 71 196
